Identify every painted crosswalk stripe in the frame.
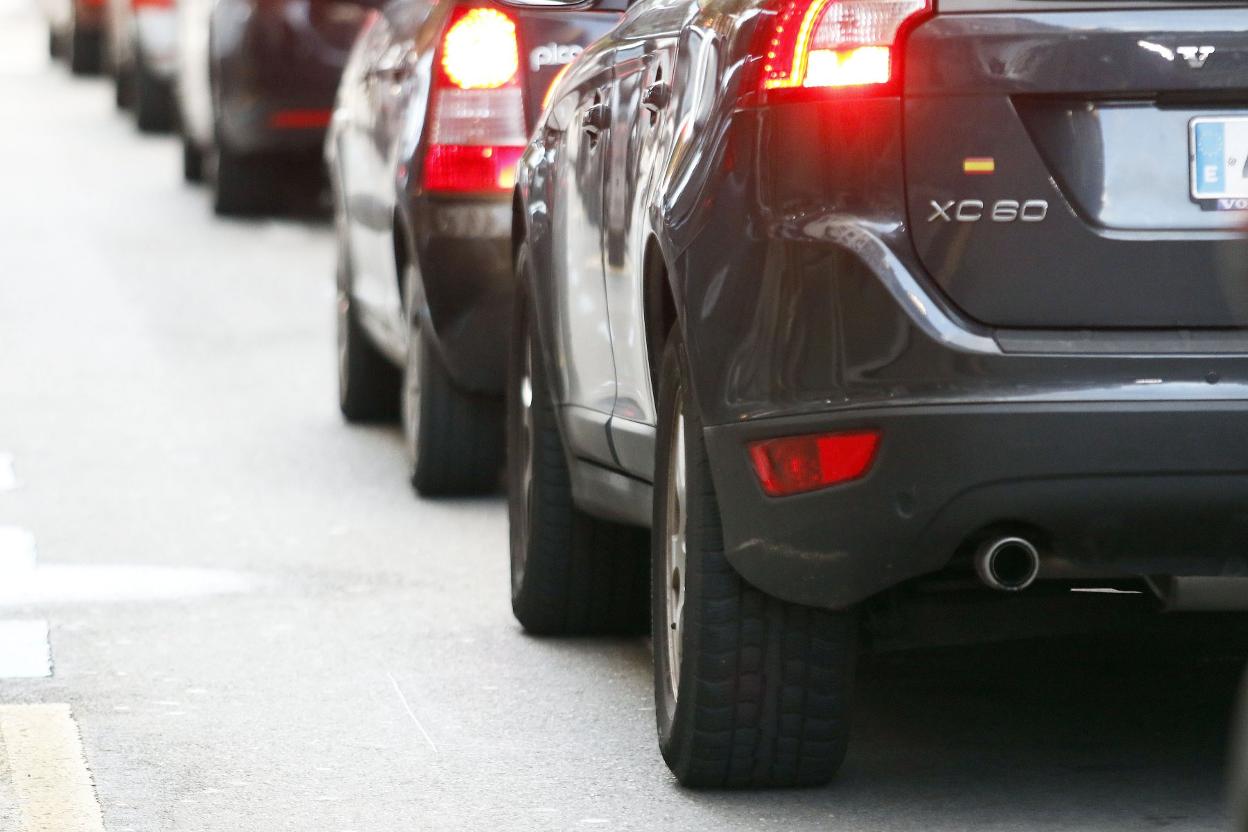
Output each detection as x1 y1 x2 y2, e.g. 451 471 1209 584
0 620 50 678
0 705 105 832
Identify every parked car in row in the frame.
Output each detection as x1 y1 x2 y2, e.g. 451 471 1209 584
328 0 620 494
44 0 105 74
508 0 1248 789
176 0 373 214
106 0 177 131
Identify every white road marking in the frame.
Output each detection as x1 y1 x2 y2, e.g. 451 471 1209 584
0 527 37 575
386 672 439 754
0 620 51 678
0 454 18 491
0 704 106 832
0 564 256 606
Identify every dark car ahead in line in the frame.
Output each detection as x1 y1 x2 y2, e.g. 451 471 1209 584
507 0 1248 788
177 0 375 215
327 0 620 494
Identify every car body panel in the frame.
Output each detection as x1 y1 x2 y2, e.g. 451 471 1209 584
176 0 214 146
515 0 1248 609
107 0 177 80
904 10 1248 328
41 0 73 34
211 0 370 155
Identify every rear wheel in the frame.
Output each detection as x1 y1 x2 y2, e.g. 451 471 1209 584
652 326 858 789
68 24 102 75
507 244 649 635
182 136 204 184
114 62 134 110
212 146 280 216
402 270 504 496
49 28 63 59
336 248 400 423
133 49 174 133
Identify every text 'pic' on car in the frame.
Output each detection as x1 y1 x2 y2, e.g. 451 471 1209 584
176 0 377 215
104 0 178 131
326 0 622 496
507 0 1248 790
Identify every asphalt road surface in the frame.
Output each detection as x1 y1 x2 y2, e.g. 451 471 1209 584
0 2 1244 829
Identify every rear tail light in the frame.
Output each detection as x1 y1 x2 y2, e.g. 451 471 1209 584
748 430 880 496
423 6 525 194
131 0 172 9
758 0 929 94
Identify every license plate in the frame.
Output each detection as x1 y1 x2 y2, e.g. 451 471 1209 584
1190 116 1248 201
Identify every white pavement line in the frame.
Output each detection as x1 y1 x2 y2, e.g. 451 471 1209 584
386 672 439 754
0 704 106 832
0 620 51 678
0 455 18 492
0 564 257 606
0 527 37 576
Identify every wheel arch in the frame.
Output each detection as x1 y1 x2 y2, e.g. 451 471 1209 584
643 233 678 405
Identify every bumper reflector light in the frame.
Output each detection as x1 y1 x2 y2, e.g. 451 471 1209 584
423 144 523 193
268 109 333 130
748 430 880 496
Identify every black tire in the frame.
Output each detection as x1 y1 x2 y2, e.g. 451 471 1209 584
507 244 649 635
49 28 64 60
336 247 400 422
212 146 280 216
114 62 134 110
182 137 204 184
652 327 858 789
134 50 175 133
403 279 504 495
69 25 103 76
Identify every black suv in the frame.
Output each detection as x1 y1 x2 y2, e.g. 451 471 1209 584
508 0 1248 789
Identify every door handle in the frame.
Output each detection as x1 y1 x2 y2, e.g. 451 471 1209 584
366 63 411 84
582 101 609 147
583 102 610 133
641 81 670 114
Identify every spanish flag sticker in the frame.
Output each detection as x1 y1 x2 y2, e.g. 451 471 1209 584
963 157 996 175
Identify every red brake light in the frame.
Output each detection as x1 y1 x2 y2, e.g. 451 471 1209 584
748 431 881 497
440 7 519 90
423 145 524 192
759 0 929 93
423 5 525 194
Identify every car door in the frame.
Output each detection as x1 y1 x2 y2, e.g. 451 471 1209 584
600 0 687 478
340 14 421 350
547 47 618 465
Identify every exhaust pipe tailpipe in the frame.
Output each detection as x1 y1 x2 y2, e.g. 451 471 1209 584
975 536 1040 592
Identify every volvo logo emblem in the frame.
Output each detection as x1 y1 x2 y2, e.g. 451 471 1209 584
1177 45 1215 69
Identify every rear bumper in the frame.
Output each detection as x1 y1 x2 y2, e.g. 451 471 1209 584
707 400 1248 611
72 0 106 29
134 8 177 78
409 199 513 394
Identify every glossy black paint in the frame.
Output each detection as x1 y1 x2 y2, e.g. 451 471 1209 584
515 1 1248 609
212 0 372 155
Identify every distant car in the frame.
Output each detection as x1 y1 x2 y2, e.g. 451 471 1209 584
176 0 374 214
44 0 105 74
326 0 620 495
106 0 177 131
